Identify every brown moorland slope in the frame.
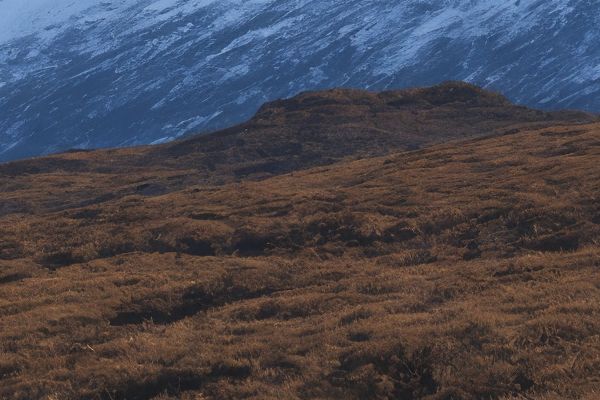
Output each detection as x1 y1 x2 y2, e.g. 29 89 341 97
0 82 595 217
0 87 599 399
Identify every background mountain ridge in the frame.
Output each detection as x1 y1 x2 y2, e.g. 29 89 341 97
1 0 599 161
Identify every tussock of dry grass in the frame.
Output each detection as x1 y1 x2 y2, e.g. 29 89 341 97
0 94 599 399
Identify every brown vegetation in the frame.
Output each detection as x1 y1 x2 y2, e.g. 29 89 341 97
0 84 599 399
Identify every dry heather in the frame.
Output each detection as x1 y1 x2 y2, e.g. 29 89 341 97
0 86 599 399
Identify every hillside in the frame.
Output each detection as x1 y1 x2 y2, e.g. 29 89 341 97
2 0 600 161
0 82 594 216
0 87 599 399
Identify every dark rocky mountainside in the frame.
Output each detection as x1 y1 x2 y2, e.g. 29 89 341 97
1 0 599 161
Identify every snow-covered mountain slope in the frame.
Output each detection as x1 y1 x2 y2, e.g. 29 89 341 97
0 0 599 161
